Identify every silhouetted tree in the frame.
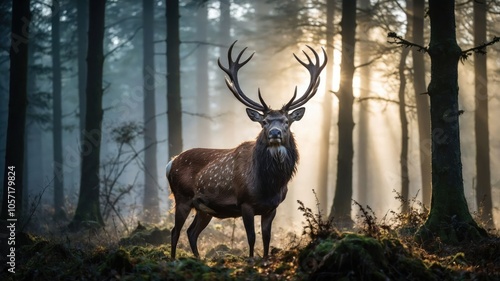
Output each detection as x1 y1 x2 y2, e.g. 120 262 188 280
51 0 66 220
356 0 371 207
218 0 234 144
77 0 88 143
69 0 106 230
142 0 160 222
330 0 356 227
196 3 210 147
397 1 411 213
415 0 488 243
411 0 431 207
166 0 182 158
1 0 30 221
317 0 335 215
473 0 493 228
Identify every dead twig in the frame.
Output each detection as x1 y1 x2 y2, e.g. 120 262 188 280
387 32 428 53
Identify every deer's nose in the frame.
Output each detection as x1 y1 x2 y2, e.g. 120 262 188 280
269 128 281 139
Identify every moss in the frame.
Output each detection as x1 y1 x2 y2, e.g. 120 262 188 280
99 248 133 275
5 227 499 281
120 225 171 246
300 233 450 281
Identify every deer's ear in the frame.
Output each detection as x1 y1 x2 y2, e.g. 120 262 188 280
289 107 305 121
246 108 264 122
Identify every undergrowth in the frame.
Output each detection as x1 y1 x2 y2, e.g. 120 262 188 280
1 191 499 280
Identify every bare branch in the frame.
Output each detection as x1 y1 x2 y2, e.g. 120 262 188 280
460 36 500 62
104 26 143 58
387 32 428 53
357 96 416 109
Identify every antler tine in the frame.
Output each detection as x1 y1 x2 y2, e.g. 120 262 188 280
258 88 269 112
218 41 266 112
284 46 327 111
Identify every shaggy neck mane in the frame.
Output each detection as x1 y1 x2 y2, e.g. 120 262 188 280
252 131 299 196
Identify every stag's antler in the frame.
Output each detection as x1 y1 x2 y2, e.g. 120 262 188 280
283 46 328 111
218 41 269 112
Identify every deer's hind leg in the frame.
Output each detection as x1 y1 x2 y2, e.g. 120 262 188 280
187 210 212 258
171 198 192 259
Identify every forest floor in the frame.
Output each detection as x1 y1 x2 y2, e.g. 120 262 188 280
1 200 499 280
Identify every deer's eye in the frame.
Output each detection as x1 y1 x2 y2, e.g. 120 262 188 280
262 120 268 126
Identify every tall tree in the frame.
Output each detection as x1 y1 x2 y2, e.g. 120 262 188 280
398 3 412 213
411 0 431 207
1 0 31 221
218 0 233 144
473 0 493 227
24 33 37 213
166 0 182 159
77 0 88 143
416 0 487 243
196 3 210 147
317 0 335 214
142 0 160 222
330 0 356 227
69 0 106 229
356 0 371 207
52 0 66 220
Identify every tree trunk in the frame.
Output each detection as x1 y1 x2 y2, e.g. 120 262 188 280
166 0 183 159
356 0 370 207
416 0 487 244
411 0 431 207
24 32 37 213
397 1 412 213
142 0 160 222
1 0 30 221
330 0 356 227
398 43 410 214
52 0 66 220
218 0 233 146
69 0 106 230
317 0 334 215
196 3 210 148
473 0 493 228
77 0 88 144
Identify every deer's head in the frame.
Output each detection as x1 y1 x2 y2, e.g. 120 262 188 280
218 41 327 158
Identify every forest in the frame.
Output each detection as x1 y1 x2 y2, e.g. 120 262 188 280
0 0 499 280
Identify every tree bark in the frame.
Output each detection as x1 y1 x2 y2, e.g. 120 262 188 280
52 0 66 220
166 0 183 159
356 0 370 207
69 0 106 230
142 0 160 222
317 0 334 215
218 0 234 145
411 0 431 207
77 0 88 144
398 42 410 214
1 0 30 221
473 0 493 228
416 0 487 244
330 0 356 227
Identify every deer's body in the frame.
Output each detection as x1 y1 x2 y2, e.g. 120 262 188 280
167 41 326 258
167 137 297 219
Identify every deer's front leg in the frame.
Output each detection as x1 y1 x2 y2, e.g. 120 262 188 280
241 203 256 257
261 208 276 257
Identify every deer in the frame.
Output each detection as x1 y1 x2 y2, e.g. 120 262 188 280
166 41 327 259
